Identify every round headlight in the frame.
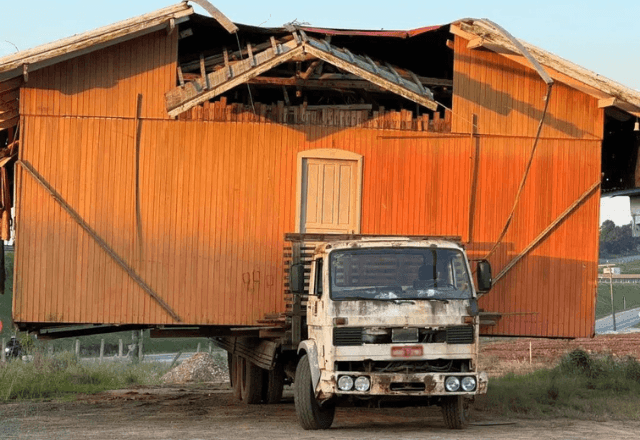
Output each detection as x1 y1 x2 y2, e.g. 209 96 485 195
461 376 476 392
338 375 354 391
354 376 371 392
445 376 460 392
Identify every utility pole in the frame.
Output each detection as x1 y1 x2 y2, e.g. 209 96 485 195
609 268 616 331
600 263 617 332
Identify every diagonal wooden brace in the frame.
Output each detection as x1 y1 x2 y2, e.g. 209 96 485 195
18 160 182 322
493 180 601 284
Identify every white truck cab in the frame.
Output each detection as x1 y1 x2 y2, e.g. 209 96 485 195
290 236 492 430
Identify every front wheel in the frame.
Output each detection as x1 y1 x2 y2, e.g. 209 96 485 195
294 354 335 430
441 395 470 429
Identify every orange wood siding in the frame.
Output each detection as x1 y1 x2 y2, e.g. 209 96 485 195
19 30 177 119
11 32 602 337
468 137 601 337
14 114 599 336
452 36 604 140
14 117 473 326
451 35 602 337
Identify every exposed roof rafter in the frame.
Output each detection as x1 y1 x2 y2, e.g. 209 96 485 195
165 31 439 117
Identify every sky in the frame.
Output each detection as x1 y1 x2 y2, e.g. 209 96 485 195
1 0 638 225
1 0 639 92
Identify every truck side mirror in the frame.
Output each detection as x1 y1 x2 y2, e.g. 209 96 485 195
476 260 492 293
289 263 305 294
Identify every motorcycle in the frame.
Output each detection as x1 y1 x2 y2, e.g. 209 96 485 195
4 336 23 360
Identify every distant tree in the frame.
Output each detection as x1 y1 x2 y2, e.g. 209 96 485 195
599 220 640 257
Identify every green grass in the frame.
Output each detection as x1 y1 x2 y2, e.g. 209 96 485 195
477 350 640 420
0 251 210 354
0 251 14 340
0 351 168 401
595 283 640 319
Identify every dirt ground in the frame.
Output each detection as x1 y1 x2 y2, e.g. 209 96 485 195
2 334 640 440
1 385 639 440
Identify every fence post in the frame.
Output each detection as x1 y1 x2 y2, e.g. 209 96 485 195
99 339 105 364
75 339 80 359
138 330 144 362
208 341 212 354
132 331 139 363
118 339 123 358
1 338 5 362
196 343 201 353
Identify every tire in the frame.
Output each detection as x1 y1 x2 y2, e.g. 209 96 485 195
262 363 285 404
230 354 242 401
239 356 263 404
441 395 470 429
294 354 335 430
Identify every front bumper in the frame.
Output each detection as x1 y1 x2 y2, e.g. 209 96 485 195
319 371 488 397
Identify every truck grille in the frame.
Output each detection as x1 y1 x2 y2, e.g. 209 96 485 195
446 326 474 344
333 327 363 346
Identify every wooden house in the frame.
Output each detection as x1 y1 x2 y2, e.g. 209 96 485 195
1 2 639 338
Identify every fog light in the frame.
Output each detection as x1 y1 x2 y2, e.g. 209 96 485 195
354 376 371 392
461 376 476 392
338 375 354 391
445 376 460 392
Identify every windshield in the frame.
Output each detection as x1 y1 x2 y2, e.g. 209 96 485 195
330 247 473 301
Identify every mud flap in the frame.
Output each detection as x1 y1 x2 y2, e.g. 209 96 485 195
297 340 320 392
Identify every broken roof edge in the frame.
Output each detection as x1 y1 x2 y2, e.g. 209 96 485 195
295 25 443 39
452 18 640 116
0 3 194 81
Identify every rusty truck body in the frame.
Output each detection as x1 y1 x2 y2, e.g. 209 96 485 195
222 234 492 430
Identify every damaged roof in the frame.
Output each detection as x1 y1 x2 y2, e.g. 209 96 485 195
450 19 640 117
1 1 639 118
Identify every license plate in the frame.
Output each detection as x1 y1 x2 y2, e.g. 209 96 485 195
391 345 423 357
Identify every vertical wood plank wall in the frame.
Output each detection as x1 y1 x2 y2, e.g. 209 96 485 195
19 31 177 119
14 117 472 326
12 32 602 337
452 35 602 337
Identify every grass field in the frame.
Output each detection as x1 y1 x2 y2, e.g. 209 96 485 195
0 251 211 355
477 349 640 420
0 351 168 401
596 283 640 319
0 251 14 341
614 259 640 274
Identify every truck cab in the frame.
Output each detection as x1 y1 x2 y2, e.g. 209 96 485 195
290 236 492 430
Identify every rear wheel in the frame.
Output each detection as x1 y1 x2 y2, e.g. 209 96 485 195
239 356 263 404
441 395 470 429
262 363 285 404
230 354 242 400
294 354 335 430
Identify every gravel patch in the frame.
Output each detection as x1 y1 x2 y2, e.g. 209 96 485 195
161 352 229 384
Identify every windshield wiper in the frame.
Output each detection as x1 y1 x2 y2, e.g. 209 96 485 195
335 296 414 303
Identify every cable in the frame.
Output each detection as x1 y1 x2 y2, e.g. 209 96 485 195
472 19 555 262
483 82 553 261
235 32 256 114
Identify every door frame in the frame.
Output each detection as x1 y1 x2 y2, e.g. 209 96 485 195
295 148 363 233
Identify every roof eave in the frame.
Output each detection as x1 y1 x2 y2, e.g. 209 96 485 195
0 3 194 83
450 19 640 117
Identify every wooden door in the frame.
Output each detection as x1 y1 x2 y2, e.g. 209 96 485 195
301 158 359 233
